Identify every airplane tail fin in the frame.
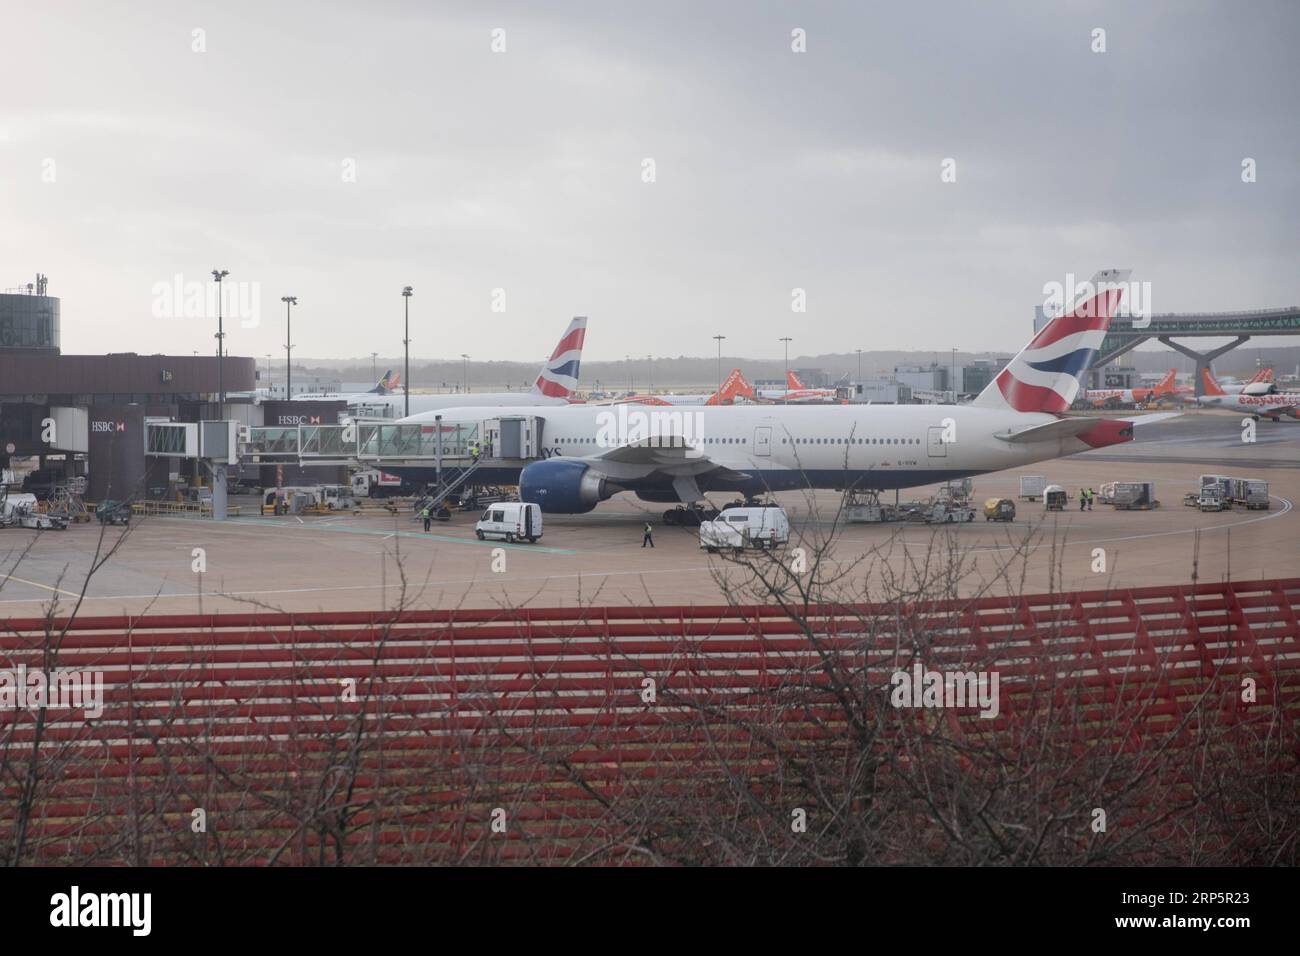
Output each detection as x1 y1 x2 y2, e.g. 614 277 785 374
706 368 749 405
530 316 587 399
971 269 1130 414
786 370 806 390
369 369 399 394
1201 367 1226 397
1152 368 1177 395
1248 367 1274 385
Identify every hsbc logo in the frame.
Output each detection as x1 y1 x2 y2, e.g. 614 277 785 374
91 420 127 433
275 414 322 426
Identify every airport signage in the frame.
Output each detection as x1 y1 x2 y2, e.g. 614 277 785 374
275 414 323 426
91 420 127 433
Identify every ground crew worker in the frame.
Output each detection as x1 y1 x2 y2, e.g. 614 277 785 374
1079 489 1087 512
422 505 431 532
469 442 480 460
642 521 654 548
1087 488 1095 511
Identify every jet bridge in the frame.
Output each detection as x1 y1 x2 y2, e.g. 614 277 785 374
238 415 543 468
138 416 546 520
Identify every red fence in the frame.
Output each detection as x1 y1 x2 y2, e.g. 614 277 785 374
2 577 1298 865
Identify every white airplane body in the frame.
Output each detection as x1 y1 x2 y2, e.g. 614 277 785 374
388 270 1167 512
290 369 401 404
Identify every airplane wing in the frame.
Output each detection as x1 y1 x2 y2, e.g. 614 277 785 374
1118 411 1183 425
591 438 751 478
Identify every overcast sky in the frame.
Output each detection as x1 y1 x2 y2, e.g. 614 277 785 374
2 1 1297 364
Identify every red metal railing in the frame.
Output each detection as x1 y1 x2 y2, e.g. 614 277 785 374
2 577 1297 864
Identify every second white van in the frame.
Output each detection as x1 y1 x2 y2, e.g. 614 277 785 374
699 506 790 552
475 501 543 543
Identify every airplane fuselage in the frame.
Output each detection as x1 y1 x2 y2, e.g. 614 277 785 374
387 402 1129 498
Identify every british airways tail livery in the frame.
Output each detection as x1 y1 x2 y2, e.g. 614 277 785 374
530 315 586 400
973 269 1128 414
346 316 589 417
392 270 1175 513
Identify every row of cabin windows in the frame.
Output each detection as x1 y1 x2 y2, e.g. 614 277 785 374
783 437 920 445
555 437 749 444
554 436 918 446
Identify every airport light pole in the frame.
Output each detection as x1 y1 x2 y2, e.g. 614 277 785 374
713 335 725 401
626 355 632 394
371 352 378 382
402 286 413 416
856 348 863 384
647 353 653 393
780 336 792 405
951 347 957 402
281 296 297 399
212 269 229 417
461 353 469 393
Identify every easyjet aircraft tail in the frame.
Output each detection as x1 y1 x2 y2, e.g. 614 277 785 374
1151 368 1177 395
530 316 587 400
786 370 806 390
706 368 752 405
1201 367 1226 396
972 269 1131 414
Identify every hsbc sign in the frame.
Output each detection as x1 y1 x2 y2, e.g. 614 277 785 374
91 420 127 433
275 414 322 426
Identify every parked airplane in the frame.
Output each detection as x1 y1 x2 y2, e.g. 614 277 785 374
347 316 588 417
291 369 401 402
392 270 1170 513
1083 368 1182 407
750 370 841 403
609 369 750 406
1196 368 1298 420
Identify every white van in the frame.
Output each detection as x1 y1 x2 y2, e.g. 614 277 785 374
475 501 543 543
699 506 790 552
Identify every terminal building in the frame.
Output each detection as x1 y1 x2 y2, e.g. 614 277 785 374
0 276 345 502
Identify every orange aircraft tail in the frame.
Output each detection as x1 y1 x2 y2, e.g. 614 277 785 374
1201 367 1226 397
707 368 754 405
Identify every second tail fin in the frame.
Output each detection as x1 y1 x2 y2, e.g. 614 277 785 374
706 368 752 405
369 370 399 394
